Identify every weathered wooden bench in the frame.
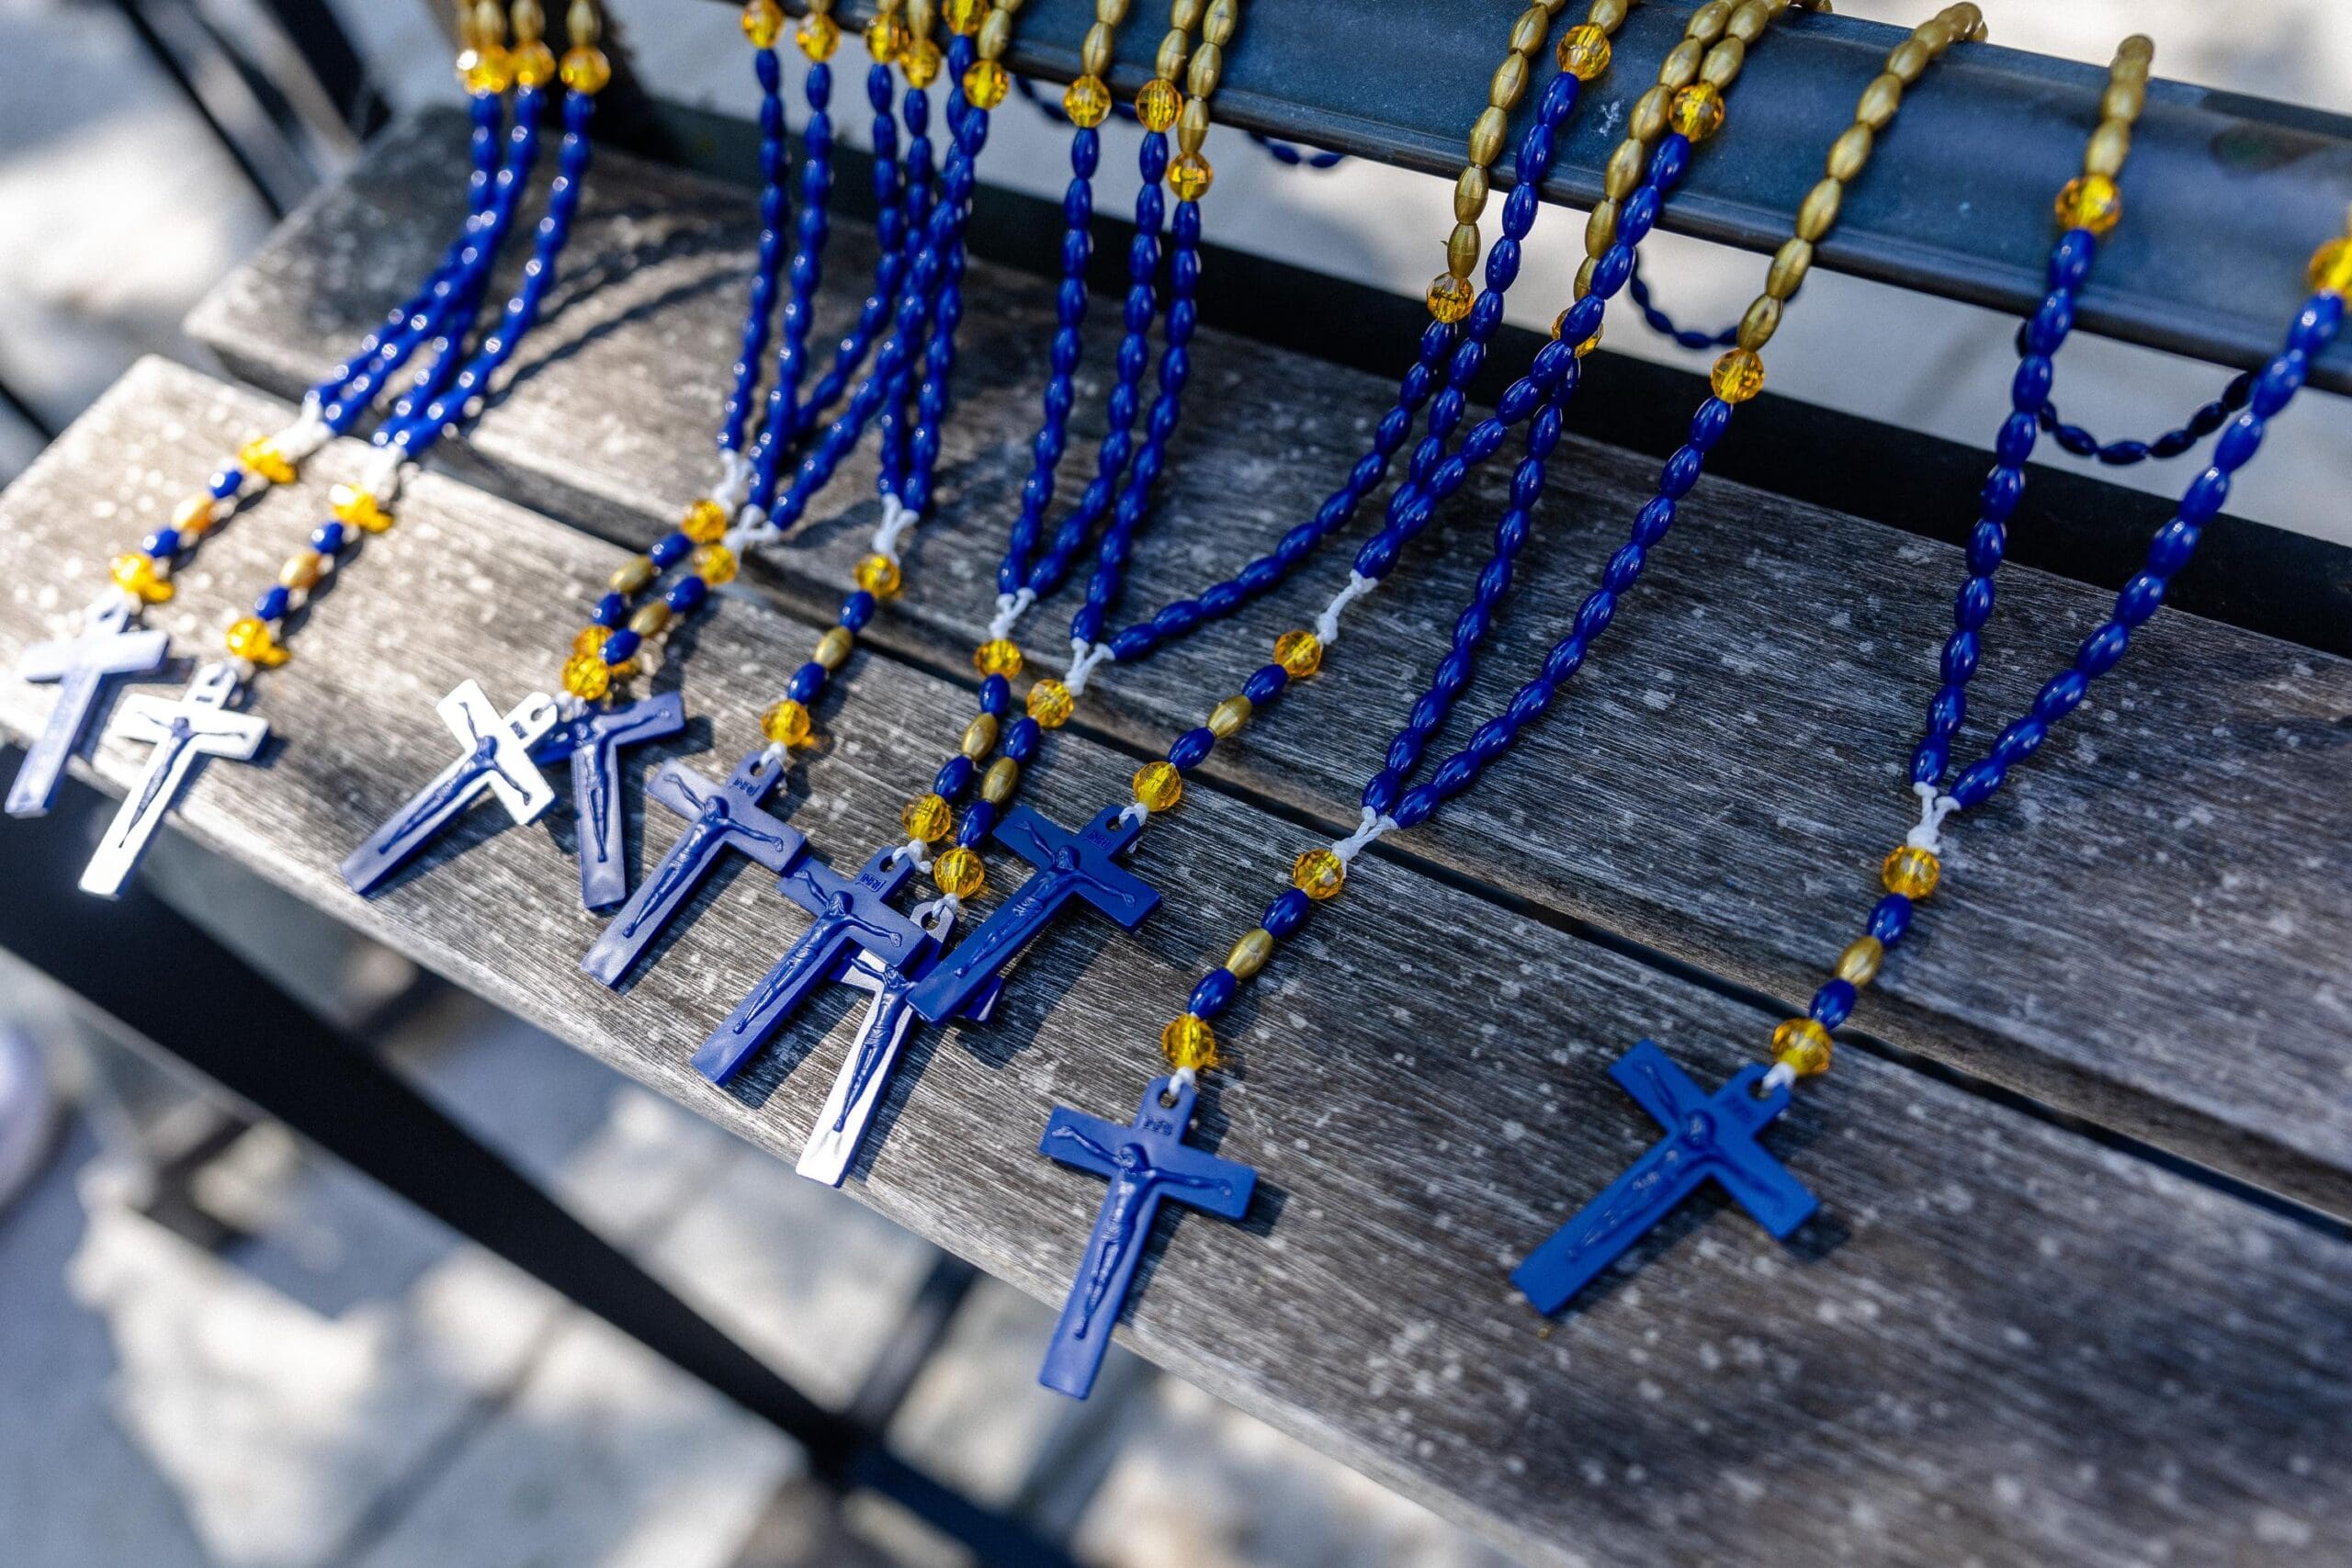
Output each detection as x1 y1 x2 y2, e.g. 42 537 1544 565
6 73 2352 1568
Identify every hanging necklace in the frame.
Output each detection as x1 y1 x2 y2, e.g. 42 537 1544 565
78 1 616 897
1014 3 1980 1402
1520 37 2352 1312
5 2 522 823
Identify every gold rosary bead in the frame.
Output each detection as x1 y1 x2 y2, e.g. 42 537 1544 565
1589 0 1629 31
1557 21 1612 83
279 550 325 591
963 58 1010 107
629 601 673 637
1490 51 1529 112
1735 294 1781 353
2083 120 2132 180
514 0 546 44
609 556 656 594
960 713 999 761
1136 76 1182 132
1794 176 1843 243
1027 676 1075 727
566 0 600 46
1177 95 1211 149
813 626 854 670
901 792 953 842
741 0 784 47
1467 106 1510 168
973 637 1023 678
1206 694 1251 739
1856 73 1901 131
1153 28 1189 82
1583 199 1619 257
1203 0 1238 45
1668 83 1725 141
1574 255 1600 299
1080 19 1115 74
1427 271 1475 324
1699 37 1744 90
1834 935 1884 987
980 756 1021 806
1170 0 1204 30
171 493 217 536
1885 36 1931 85
512 40 559 88
1770 1017 1833 1077
1725 0 1770 43
932 846 985 899
1765 237 1812 300
1658 37 1704 91
2053 173 2121 236
1509 5 1549 58
2308 236 2352 297
1225 927 1273 980
1825 122 1872 183
2099 78 2147 127
1686 0 1734 44
1064 73 1113 127
1185 41 1221 98
559 46 612 95
1446 220 1482 276
865 15 909 62
901 37 944 88
1882 844 1941 899
1159 1013 1220 1072
1291 848 1346 901
1453 165 1490 225
1602 136 1644 201
1629 86 1672 144
1272 629 1322 677
795 14 841 61
761 698 814 748
1168 152 1213 199
942 0 985 35
1132 760 1183 813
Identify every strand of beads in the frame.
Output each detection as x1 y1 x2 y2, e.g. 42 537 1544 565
876 69 940 507
1149 2 1982 1077
1769 177 2348 1092
1624 253 1738 349
1424 0 1572 326
796 25 921 429
715 2 799 471
2034 353 2251 465
767 0 842 446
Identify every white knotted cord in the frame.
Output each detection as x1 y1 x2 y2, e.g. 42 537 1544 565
986 587 1035 641
712 448 752 512
358 444 409 507
894 836 935 875
1063 637 1115 697
871 493 919 561
1313 570 1377 646
1905 780 1961 854
1329 806 1397 866
1760 1062 1798 1094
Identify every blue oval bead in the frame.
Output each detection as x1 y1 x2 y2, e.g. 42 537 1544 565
1188 968 1238 1020
786 661 826 703
1810 980 1857 1029
933 754 975 799
595 592 629 626
255 585 290 621
1951 758 2006 807
1868 894 1912 944
1003 716 1042 762
1169 728 1215 772
978 674 1011 716
1243 663 1288 705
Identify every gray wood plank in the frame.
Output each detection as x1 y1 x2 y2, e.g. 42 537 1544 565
188 111 2352 1219
6 358 2352 1568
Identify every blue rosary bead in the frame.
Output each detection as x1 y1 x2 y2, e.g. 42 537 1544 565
650 534 691 569
594 592 628 626
2032 668 2086 722
978 674 1012 716
1188 968 1238 1020
1168 728 1215 773
309 522 344 555
956 800 998 847
143 529 179 559
934 753 976 800
1242 663 1287 705
786 662 826 703
1809 980 1857 1029
255 586 290 622
601 628 642 667
1002 716 1041 763
1868 895 1912 945
209 469 243 500
2075 621 2128 677
840 588 875 630
1261 887 1311 938
666 575 709 615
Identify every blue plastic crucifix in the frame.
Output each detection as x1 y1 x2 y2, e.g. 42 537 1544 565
581 749 806 987
796 898 1003 1187
339 680 564 896
690 841 933 1085
548 692 687 909
1510 1041 1817 1314
1036 1074 1255 1399
904 802 1159 1025
7 592 169 818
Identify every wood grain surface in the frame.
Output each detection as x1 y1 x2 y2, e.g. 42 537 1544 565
4 358 2350 1567
189 113 2352 1217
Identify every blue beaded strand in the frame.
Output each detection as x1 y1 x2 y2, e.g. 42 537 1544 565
769 62 836 447
717 45 796 457
794 64 916 437
1625 253 1739 350
1000 125 1102 596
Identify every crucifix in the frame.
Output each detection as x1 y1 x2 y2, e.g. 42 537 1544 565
690 841 933 1086
794 899 1003 1187
1510 1041 1817 1314
581 748 806 987
79 662 269 898
549 691 686 909
7 592 170 818
904 803 1159 1025
339 680 564 896
1036 1073 1255 1399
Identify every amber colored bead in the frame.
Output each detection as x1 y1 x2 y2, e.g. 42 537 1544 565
681 498 729 542
561 652 610 699
1292 848 1346 901
813 626 854 670
1167 152 1214 201
741 0 785 46
110 553 173 604
693 543 740 586
901 792 954 842
1425 272 1475 324
1136 77 1182 132
560 46 611 93
571 626 605 658
973 637 1023 678
1835 935 1884 987
864 16 909 62
902 38 943 87
1882 843 1941 899
1159 1013 1221 1072
960 713 999 761
512 41 558 88
761 698 814 748
963 58 1010 108
853 553 902 598
933 845 986 899
1272 629 1322 678
1064 73 1113 128
1668 83 1725 141
239 437 297 486
2053 173 2122 237
1206 694 1251 739
227 616 288 668
979 757 1021 806
1555 21 1612 81
1771 1017 1834 1077
1225 927 1273 980
1711 347 1766 403
170 493 217 536
459 46 514 95
796 13 841 60
330 483 391 534
1026 677 1074 728
1131 761 1183 813
2307 236 2352 297
943 0 986 34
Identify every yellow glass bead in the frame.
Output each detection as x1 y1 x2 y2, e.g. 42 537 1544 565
2053 173 2122 237
943 0 986 36
1136 77 1182 132
760 698 814 748
1835 935 1885 987
1064 73 1114 128
1882 843 1941 899
1771 1017 1834 1077
865 16 910 62
512 41 559 88
1159 1013 1221 1072
226 615 288 668
1425 272 1476 324
1026 677 1074 728
1168 152 1214 201
110 553 173 604
1292 847 1347 901
1555 22 1613 81
902 38 943 88
901 792 955 842
330 483 391 533
1272 629 1323 678
459 46 514 95
973 637 1023 678
1711 346 1766 402
560 46 611 93
681 498 729 542
561 651 611 699
853 552 902 599
693 543 739 586
933 845 986 899
239 437 296 486
741 0 785 48
1131 760 1184 813
963 58 1010 108
1225 927 1273 981
796 12 841 60
2307 236 2352 297
1206 694 1251 739
1668 83 1725 141
572 625 605 658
